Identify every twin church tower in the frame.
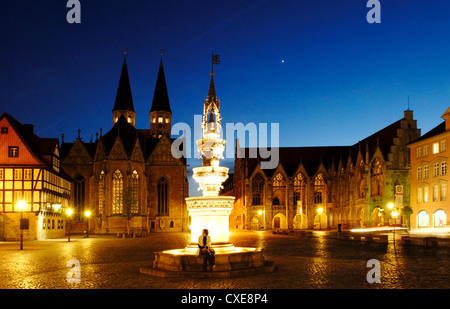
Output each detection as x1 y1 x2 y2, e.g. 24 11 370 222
60 53 188 234
112 53 172 138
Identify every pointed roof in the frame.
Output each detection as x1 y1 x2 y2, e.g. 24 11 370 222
102 115 138 157
113 56 135 112
207 71 217 103
150 58 172 113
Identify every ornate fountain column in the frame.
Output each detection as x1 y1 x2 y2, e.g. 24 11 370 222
185 70 235 252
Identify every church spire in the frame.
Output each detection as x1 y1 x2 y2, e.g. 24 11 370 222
202 68 221 131
112 51 136 127
150 53 172 138
150 56 172 113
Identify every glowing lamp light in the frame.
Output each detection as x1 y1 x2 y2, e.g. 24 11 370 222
66 208 73 216
17 200 27 211
388 202 394 210
317 207 323 214
52 203 62 212
85 210 91 217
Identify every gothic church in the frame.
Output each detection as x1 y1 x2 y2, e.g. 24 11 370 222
60 55 189 234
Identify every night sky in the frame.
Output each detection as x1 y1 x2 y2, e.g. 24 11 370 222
1 0 450 195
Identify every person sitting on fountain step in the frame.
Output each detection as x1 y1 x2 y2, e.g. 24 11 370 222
197 229 215 271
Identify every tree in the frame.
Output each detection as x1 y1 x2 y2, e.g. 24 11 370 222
122 186 138 236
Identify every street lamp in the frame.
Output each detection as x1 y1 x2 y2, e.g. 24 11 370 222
17 200 26 250
388 202 398 245
66 208 73 242
317 207 323 230
85 210 91 238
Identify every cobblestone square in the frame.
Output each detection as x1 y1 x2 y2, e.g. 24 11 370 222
0 230 449 290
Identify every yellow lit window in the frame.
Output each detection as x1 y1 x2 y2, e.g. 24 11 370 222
424 186 429 202
165 117 170 123
416 147 422 158
14 169 22 180
433 142 439 154
24 169 32 180
158 117 163 123
440 140 447 152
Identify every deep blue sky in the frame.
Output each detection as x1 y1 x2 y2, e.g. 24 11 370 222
1 0 450 195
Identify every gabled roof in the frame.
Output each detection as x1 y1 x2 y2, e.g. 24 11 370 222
150 58 172 113
112 57 135 112
409 121 445 144
0 112 60 167
101 115 138 157
241 117 409 179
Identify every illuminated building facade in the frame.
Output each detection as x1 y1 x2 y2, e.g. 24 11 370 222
60 56 189 235
408 107 449 230
0 113 71 240
224 110 421 230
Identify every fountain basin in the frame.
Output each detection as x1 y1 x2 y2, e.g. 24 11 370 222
140 247 275 278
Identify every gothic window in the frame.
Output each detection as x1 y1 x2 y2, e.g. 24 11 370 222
371 158 384 197
272 172 286 206
98 171 105 215
252 173 265 205
359 178 367 198
314 173 325 204
158 177 168 214
131 170 140 214
252 193 261 206
74 175 85 220
112 169 123 214
293 173 306 207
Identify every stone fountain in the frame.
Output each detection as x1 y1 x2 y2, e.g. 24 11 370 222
140 67 274 278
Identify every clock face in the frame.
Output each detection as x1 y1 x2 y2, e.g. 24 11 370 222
396 186 403 193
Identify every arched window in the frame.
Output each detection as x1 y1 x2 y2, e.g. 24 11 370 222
112 170 123 214
433 210 447 227
359 178 367 198
74 174 85 220
272 172 286 205
417 210 429 227
158 177 168 214
98 171 105 215
252 173 265 205
314 173 325 204
131 170 140 214
293 173 306 206
252 193 261 206
371 158 384 197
